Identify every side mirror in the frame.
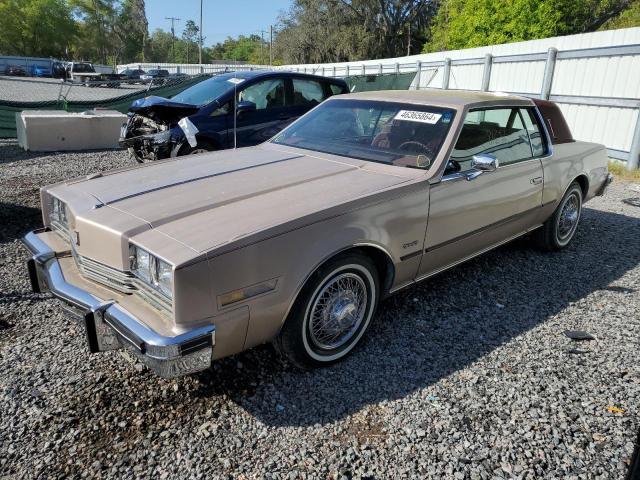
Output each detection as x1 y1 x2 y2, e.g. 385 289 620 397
471 153 498 172
236 100 256 116
465 153 498 180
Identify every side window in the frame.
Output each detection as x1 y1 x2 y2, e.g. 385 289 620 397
210 101 230 117
450 107 533 170
329 83 346 95
238 79 286 110
521 108 547 157
292 79 325 106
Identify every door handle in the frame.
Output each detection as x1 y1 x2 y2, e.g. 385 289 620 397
530 177 543 185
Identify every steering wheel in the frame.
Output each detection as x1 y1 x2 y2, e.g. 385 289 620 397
397 140 431 154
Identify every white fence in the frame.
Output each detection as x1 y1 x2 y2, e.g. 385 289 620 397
279 27 640 169
116 62 266 75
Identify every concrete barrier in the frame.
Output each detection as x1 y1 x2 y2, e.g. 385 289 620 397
16 109 126 151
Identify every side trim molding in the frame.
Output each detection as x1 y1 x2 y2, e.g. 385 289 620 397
425 204 542 253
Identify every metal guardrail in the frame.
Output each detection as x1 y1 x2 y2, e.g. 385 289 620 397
289 43 640 170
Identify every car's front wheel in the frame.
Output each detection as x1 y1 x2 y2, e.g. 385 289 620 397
274 253 380 369
179 140 215 156
535 181 583 250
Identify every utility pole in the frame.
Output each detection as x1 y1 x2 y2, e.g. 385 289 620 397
257 30 269 65
260 30 264 65
166 16 180 62
199 0 203 64
270 25 273 66
407 23 411 56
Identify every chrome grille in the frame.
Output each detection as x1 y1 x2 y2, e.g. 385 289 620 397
50 220 71 242
70 243 172 314
72 246 136 294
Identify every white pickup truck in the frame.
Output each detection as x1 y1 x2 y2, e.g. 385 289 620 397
65 62 123 88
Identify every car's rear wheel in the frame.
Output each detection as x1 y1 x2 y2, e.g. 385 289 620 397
535 181 583 250
274 253 379 369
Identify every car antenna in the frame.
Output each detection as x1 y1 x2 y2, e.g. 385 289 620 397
233 80 238 149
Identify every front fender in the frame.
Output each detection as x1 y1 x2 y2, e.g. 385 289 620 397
204 182 430 350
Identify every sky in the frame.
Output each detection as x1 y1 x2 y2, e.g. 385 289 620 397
146 0 293 46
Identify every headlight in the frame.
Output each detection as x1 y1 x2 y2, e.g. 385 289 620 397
50 196 68 226
154 257 173 297
129 244 173 299
131 246 151 282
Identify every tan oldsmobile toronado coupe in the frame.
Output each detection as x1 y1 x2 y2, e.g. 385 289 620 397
23 90 612 378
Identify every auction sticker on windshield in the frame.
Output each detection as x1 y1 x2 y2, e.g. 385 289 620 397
227 78 244 85
394 110 442 124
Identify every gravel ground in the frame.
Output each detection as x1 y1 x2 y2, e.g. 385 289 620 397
1 139 639 479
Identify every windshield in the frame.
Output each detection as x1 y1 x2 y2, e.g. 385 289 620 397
272 99 455 169
172 75 241 106
74 63 94 73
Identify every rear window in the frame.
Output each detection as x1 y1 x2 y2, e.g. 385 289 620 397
521 108 547 156
329 83 347 95
292 78 326 106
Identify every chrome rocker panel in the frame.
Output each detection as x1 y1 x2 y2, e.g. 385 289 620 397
22 230 215 379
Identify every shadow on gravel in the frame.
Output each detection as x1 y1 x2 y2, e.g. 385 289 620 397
192 207 640 427
0 140 123 165
0 202 41 244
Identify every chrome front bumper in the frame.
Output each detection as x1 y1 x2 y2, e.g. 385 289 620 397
22 230 215 378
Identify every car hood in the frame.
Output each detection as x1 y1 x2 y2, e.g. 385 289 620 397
129 95 200 123
63 145 416 254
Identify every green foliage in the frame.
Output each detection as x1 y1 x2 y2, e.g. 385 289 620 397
274 0 438 64
117 0 148 63
69 0 117 63
0 0 77 58
600 0 640 29
208 35 269 64
424 0 637 52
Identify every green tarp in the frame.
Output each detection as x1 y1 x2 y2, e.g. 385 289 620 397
0 75 208 138
345 72 416 92
1 72 418 138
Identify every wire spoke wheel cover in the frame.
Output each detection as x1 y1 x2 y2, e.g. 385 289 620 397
308 273 368 350
556 189 582 245
301 263 377 362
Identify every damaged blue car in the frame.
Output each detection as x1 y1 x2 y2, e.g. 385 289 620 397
119 70 349 161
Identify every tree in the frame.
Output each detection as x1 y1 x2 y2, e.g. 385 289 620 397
0 0 77 58
600 0 640 29
70 0 117 63
424 0 635 52
273 0 440 64
147 28 173 63
116 0 148 63
181 20 199 63
208 35 268 63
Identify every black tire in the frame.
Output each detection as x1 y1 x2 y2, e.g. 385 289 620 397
535 181 583 251
273 252 380 369
181 140 216 156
